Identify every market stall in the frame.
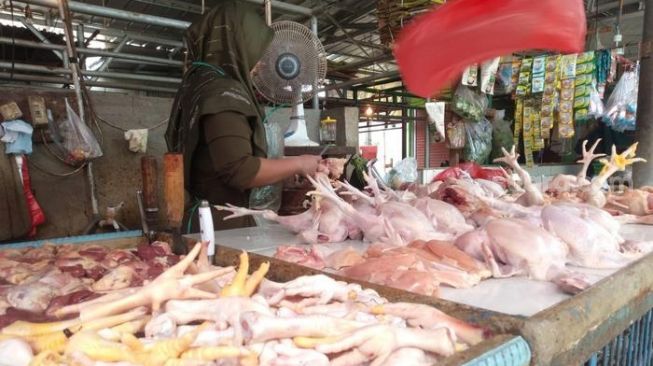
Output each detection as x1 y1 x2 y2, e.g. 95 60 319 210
189 223 653 365
0 231 531 366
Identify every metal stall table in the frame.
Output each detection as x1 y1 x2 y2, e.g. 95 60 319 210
196 224 653 365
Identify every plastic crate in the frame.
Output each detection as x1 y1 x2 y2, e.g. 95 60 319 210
585 308 653 366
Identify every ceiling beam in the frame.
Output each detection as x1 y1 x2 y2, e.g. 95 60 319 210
0 9 184 47
132 0 203 14
22 0 191 29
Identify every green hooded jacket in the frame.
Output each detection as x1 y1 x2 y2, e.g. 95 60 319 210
165 0 274 229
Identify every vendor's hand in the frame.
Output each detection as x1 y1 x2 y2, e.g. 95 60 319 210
293 155 324 176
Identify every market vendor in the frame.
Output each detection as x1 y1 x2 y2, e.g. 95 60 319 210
165 0 322 230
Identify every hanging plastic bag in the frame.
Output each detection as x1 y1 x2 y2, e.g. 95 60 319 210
452 85 488 121
480 57 501 95
462 118 493 164
447 116 466 149
491 110 514 160
250 121 283 212
602 70 638 132
394 0 586 98
59 99 103 166
587 83 605 120
386 158 418 190
425 102 446 143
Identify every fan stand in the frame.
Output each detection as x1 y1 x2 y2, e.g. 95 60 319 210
284 99 319 147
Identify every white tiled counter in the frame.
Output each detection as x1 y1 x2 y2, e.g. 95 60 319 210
186 223 653 317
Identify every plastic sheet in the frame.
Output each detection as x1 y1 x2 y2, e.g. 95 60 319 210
394 0 586 98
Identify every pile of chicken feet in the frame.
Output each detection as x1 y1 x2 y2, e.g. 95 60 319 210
0 242 485 366
219 141 653 296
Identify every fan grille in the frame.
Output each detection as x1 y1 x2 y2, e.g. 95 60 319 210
252 21 327 105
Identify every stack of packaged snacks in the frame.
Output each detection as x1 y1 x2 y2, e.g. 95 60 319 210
573 52 596 122
516 58 533 97
541 55 560 138
558 54 577 138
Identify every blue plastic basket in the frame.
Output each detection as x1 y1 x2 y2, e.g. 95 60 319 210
464 336 532 366
585 308 653 366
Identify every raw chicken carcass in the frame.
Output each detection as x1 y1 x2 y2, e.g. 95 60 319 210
412 197 474 236
216 200 352 244
274 246 326 270
259 340 330 366
578 143 646 208
371 302 488 345
308 174 453 245
547 139 605 197
324 247 365 270
315 323 456 365
455 218 588 294
493 146 546 207
541 204 633 268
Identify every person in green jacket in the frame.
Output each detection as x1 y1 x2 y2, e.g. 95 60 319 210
166 0 322 230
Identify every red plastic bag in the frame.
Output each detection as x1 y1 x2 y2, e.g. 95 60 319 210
394 0 586 98
433 162 507 187
21 157 45 237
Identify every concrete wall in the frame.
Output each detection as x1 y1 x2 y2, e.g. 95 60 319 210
30 97 331 240
25 92 357 240
27 90 173 240
90 93 173 235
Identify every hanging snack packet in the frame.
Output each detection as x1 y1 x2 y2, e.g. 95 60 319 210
531 56 546 94
558 54 577 138
541 55 560 135
481 57 501 95
516 58 533 97
462 64 479 86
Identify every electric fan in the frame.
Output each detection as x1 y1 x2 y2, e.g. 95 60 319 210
252 20 327 146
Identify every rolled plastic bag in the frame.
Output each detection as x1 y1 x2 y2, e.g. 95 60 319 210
394 0 586 98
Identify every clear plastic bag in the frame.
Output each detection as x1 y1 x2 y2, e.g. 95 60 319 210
452 85 488 121
587 83 605 120
463 118 493 164
447 116 466 149
386 158 418 189
491 111 514 160
602 69 638 132
250 121 283 212
59 99 102 166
